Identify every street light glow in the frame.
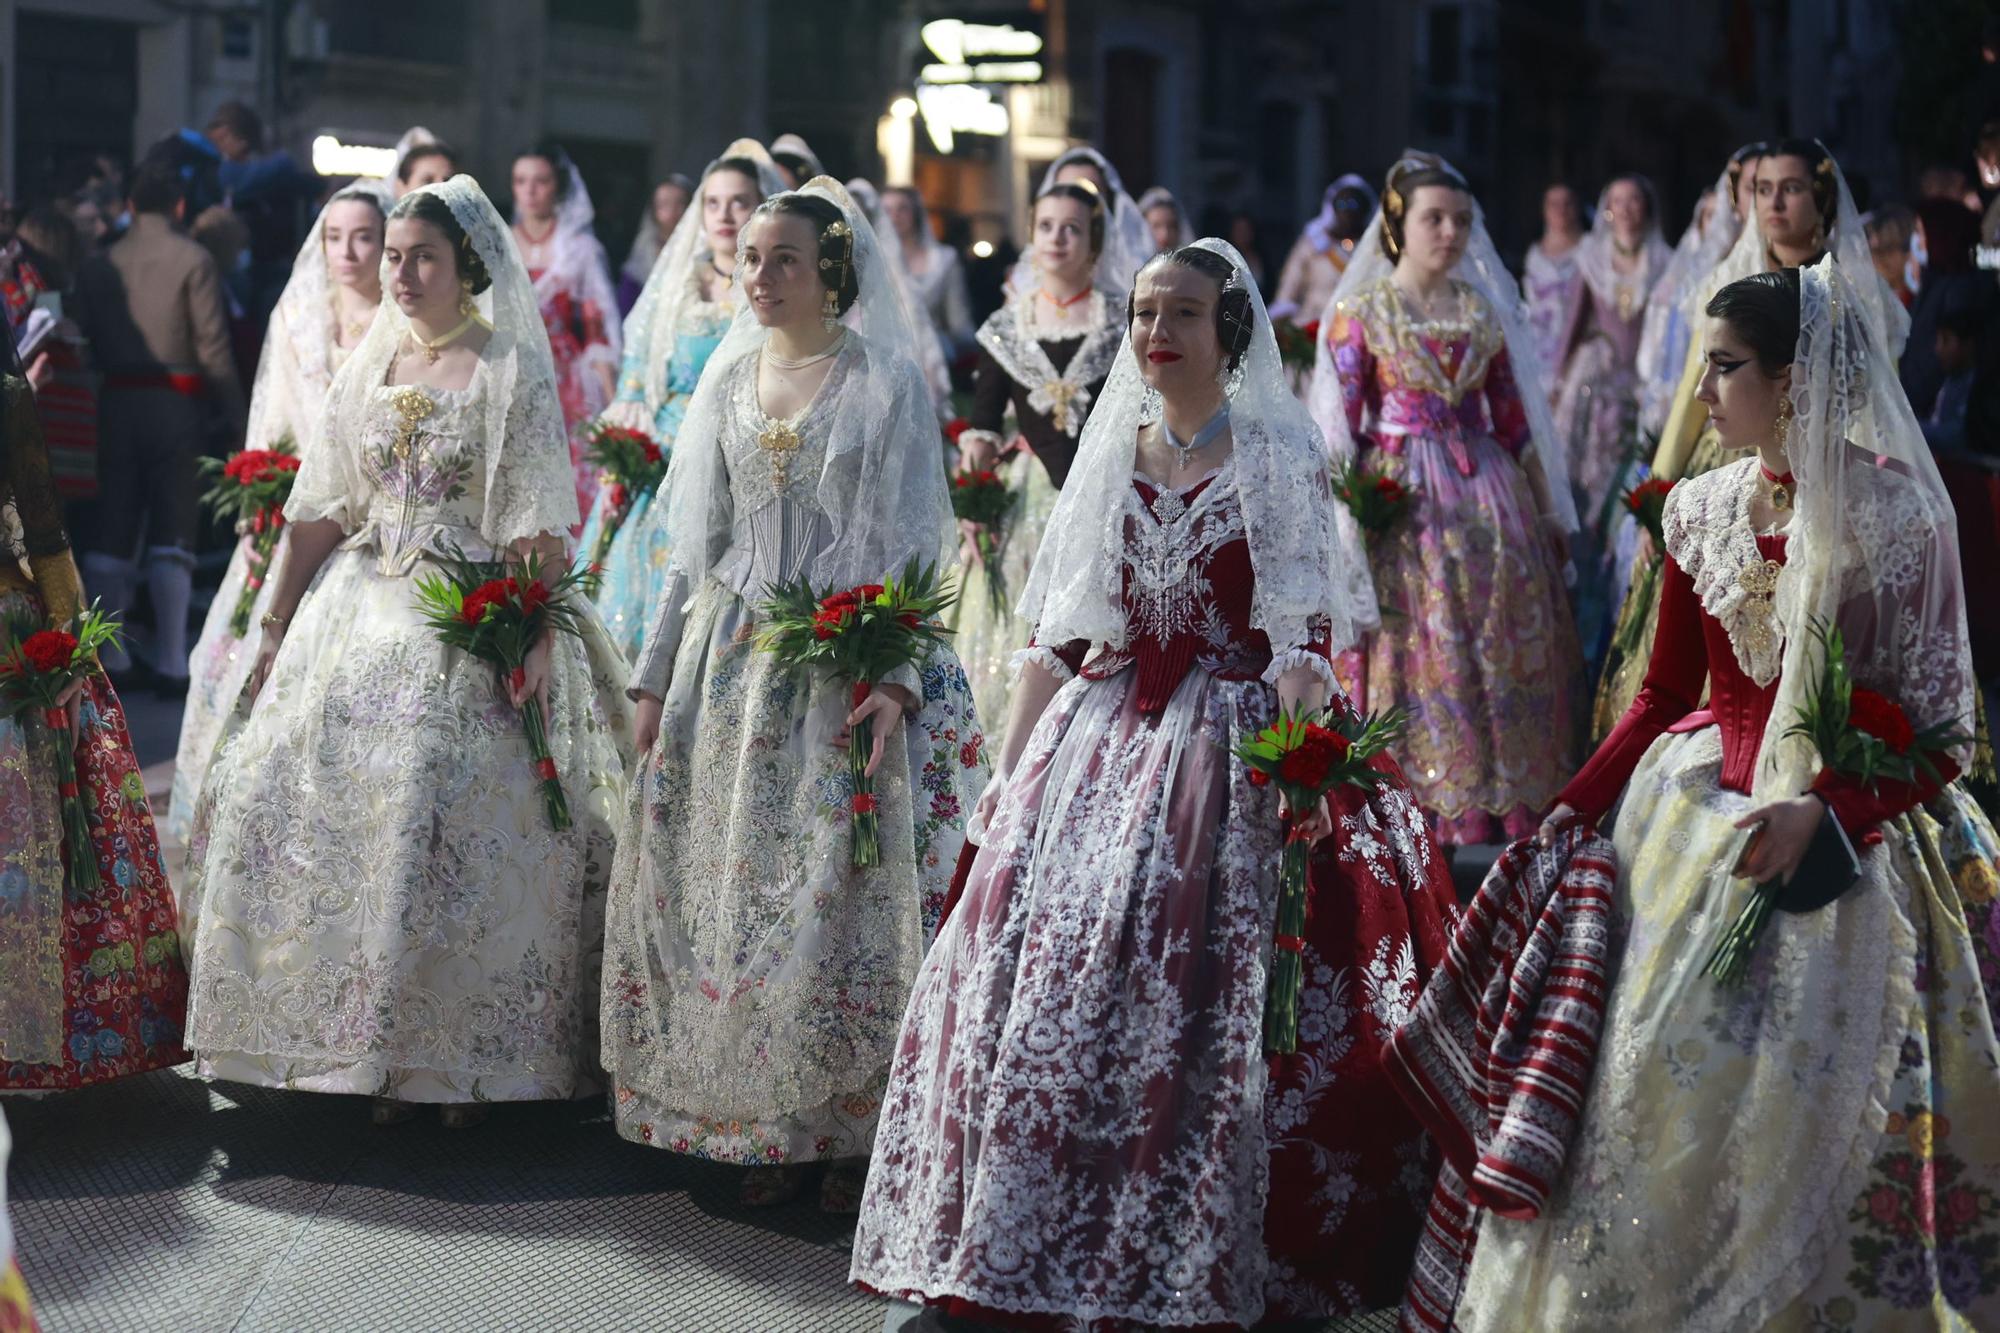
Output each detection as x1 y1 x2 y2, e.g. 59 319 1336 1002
311 135 396 178
971 240 994 258
890 96 918 120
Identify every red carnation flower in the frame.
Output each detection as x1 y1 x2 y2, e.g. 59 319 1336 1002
945 417 970 442
823 591 860 611
1375 477 1406 502
858 583 886 599
520 580 551 613
605 482 629 512
1300 320 1320 341
19 630 78 674
977 470 999 485
1247 768 1270 788
898 612 920 628
954 475 971 488
641 440 663 464
1848 687 1915 754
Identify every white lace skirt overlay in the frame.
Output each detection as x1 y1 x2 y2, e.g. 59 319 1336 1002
168 537 274 843
600 576 981 1165
1456 726 1991 1331
180 546 633 1103
850 665 1287 1327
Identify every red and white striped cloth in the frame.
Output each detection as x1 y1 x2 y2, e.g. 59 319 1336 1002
1383 824 1619 1332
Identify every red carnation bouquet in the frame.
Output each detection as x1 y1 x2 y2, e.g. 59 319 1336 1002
0 604 124 889
1333 459 1417 541
1274 318 1321 371
758 559 957 867
582 421 669 589
949 468 1017 617
1235 702 1408 1052
1701 618 1969 983
1611 475 1676 657
200 434 302 637
412 548 592 830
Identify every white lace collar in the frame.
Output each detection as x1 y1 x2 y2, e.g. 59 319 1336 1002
1661 456 1785 685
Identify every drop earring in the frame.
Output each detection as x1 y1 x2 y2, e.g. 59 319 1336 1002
459 277 477 318
822 287 841 331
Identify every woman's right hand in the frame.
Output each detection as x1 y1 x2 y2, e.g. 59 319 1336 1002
970 772 1006 838
599 399 650 433
246 625 285 706
1537 801 1584 849
634 693 664 757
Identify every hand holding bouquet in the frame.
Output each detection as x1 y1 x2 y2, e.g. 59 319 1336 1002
949 467 1017 617
582 420 668 588
1333 460 1417 541
0 605 123 889
758 560 956 866
1236 703 1408 1052
1701 618 1968 983
413 548 592 830
200 435 301 637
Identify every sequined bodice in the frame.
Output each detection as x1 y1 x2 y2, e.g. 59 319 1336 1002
353 377 487 575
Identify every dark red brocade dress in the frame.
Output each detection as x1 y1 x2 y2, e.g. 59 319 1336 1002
851 462 1459 1329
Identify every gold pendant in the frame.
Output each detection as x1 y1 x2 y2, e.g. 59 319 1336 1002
760 419 802 491
1769 482 1791 510
389 387 436 463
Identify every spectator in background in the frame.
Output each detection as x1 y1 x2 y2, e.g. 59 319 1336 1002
1271 175 1374 318
203 101 320 323
1137 186 1194 255
1921 305 1987 453
1864 204 1916 308
189 204 260 383
392 131 457 198
618 173 694 314
71 158 244 692
1905 196 1991 419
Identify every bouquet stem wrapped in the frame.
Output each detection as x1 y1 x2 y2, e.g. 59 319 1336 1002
200 436 301 637
949 467 1016 618
413 548 592 830
1235 703 1407 1052
0 605 123 890
758 560 957 867
1701 618 1968 984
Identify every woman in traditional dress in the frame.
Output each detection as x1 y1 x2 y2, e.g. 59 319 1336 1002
509 143 622 516
1007 147 1148 299
180 177 633 1127
881 186 974 367
1310 152 1585 846
1137 185 1194 256
1270 174 1376 322
953 181 1127 737
599 179 986 1211
166 182 393 843
581 141 787 656
1595 141 1904 738
616 174 693 315
0 333 187 1092
1522 182 1585 396
1549 175 1672 538
1456 258 2000 1331
391 129 456 199
847 178 954 417
850 239 1458 1328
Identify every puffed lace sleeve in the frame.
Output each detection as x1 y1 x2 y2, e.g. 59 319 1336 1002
480 334 584 548
282 396 369 532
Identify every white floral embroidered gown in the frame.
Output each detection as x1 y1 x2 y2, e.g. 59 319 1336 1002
181 335 634 1103
850 458 1460 1327
600 343 988 1165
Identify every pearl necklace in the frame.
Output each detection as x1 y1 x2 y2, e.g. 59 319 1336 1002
764 330 845 371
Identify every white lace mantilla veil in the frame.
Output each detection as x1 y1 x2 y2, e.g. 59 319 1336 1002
658 176 955 594
1019 238 1376 658
1305 151 1581 532
521 147 622 384
243 178 395 454
1755 253 1973 802
1636 157 1745 434
847 176 954 416
1702 142 1909 363
1571 175 1674 318
620 139 789 421
292 175 581 550
1007 146 1150 296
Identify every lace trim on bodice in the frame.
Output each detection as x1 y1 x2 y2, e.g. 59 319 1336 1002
1662 457 1784 685
1124 460 1246 644
1336 278 1506 408
975 292 1124 437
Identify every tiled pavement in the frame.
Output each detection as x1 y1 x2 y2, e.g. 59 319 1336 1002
0 695 1411 1333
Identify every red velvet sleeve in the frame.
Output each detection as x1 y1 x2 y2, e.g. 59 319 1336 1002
1482 344 1534 457
1810 755 1961 845
1558 554 1708 816
1023 634 1090 677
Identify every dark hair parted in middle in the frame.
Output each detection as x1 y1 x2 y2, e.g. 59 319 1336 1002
750 193 862 316
1762 138 1838 231
514 141 574 201
1380 157 1472 260
1034 180 1107 259
388 190 494 295
398 141 457 185
1130 245 1258 371
1704 267 1801 375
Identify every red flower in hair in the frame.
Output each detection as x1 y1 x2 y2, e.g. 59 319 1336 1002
1848 688 1915 754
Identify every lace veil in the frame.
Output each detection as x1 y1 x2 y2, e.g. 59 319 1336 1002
245 179 394 455
659 176 955 592
1136 187 1195 252
1020 238 1375 657
296 175 580 550
1007 146 1150 296
620 140 788 422
1756 253 1973 800
1571 176 1673 321
1306 151 1580 532
847 177 954 415
1636 158 1744 436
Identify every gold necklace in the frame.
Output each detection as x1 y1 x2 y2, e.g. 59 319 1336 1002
330 289 371 345
411 313 480 364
